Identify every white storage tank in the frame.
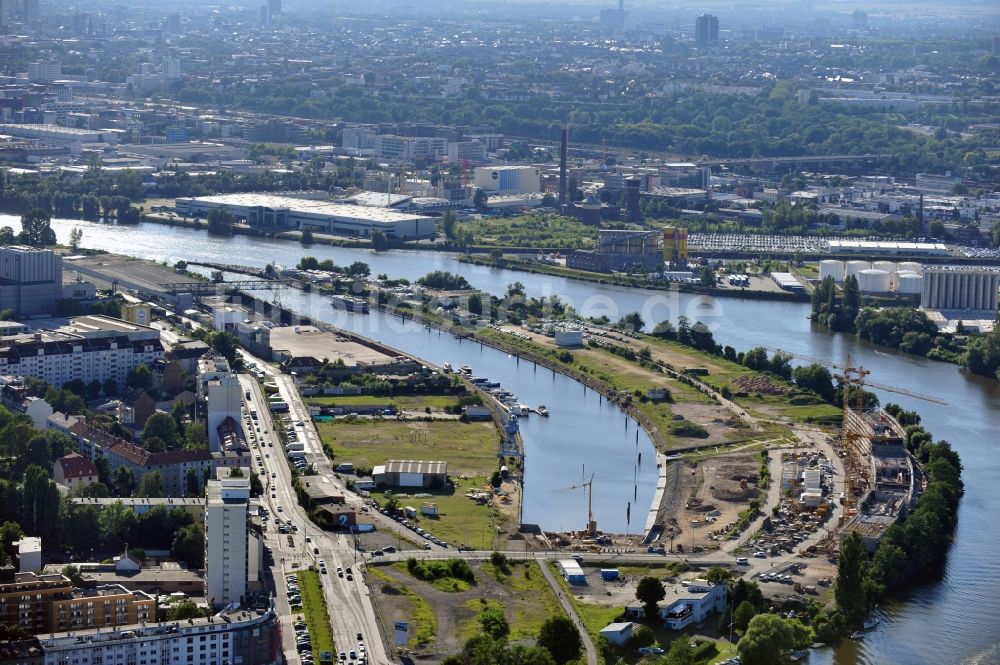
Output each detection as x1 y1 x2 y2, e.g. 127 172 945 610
846 260 871 280
859 268 891 294
898 261 923 274
896 272 924 295
873 260 898 274
819 260 846 282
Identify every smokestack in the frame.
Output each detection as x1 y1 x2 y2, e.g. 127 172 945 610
558 127 568 207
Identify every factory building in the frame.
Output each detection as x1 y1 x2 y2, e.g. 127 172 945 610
372 460 448 488
175 193 436 240
473 165 541 194
0 246 63 316
567 229 662 273
921 267 1000 313
662 226 689 264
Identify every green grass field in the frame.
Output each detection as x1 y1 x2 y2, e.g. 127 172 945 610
316 418 500 475
296 569 335 659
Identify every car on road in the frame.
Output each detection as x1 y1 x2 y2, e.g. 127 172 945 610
736 557 749 565
638 646 665 655
753 551 767 558
571 554 584 562
339 653 346 662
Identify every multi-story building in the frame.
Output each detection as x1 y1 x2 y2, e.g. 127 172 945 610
446 140 486 164
204 468 250 608
473 165 541 194
0 246 63 317
341 126 376 150
198 356 243 452
52 453 99 491
162 57 182 81
695 13 719 47
0 315 163 387
26 62 61 83
36 604 280 665
0 573 154 635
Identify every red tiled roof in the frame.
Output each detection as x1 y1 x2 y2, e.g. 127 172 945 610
57 452 97 479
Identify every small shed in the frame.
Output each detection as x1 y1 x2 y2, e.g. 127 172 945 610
599 621 634 646
600 568 620 581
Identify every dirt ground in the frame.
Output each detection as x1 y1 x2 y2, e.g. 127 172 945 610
662 452 762 552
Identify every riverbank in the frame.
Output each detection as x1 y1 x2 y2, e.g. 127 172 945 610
457 255 811 303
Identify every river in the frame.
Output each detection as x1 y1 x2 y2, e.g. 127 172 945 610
23 216 1000 664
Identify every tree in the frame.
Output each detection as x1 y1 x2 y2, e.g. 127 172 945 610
143 412 179 449
165 599 204 620
102 377 119 397
0 522 24 564
112 466 135 496
635 576 665 619
300 228 314 245
126 364 152 391
62 564 84 586
137 471 163 498
836 530 871 628
793 363 836 403
68 227 83 250
0 227 14 245
737 614 794 665
19 209 56 246
171 523 205 568
473 189 489 211
185 468 202 497
206 207 234 235
842 274 861 326
536 615 582 665
479 605 510 639
700 265 716 287
652 319 676 340
370 229 389 250
441 211 457 239
705 566 733 585
734 599 757 632
664 639 695 665
210 331 240 366
618 311 645 333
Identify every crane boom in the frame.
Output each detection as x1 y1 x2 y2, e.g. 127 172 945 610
554 473 596 535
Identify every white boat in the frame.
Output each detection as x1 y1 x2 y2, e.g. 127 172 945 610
863 617 879 630
459 365 472 374
537 405 550 417
442 363 453 373
508 404 522 417
518 404 531 417
850 631 864 640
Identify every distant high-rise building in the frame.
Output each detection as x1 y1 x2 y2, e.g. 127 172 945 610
695 13 719 47
162 56 181 81
268 0 281 17
852 9 868 29
599 0 626 32
204 467 250 608
165 12 180 33
0 0 39 24
27 61 61 82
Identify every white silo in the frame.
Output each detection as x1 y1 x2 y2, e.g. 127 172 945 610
898 261 923 274
859 268 891 294
819 260 846 282
897 272 924 296
846 260 871 280
873 260 897 274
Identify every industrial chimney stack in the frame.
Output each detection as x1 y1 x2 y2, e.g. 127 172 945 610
558 127 568 207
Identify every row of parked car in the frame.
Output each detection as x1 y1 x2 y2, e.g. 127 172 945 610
382 510 448 549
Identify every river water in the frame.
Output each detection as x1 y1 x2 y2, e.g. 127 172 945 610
26 216 1000 664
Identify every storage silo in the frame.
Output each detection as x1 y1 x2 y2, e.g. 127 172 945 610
897 272 923 296
819 259 846 282
859 268 891 294
873 260 898 274
898 261 923 274
846 260 871 280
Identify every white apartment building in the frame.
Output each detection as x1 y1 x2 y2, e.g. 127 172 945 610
0 316 162 387
38 605 280 665
204 468 250 608
446 140 486 164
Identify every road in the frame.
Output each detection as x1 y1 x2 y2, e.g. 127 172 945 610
240 371 388 665
539 560 598 665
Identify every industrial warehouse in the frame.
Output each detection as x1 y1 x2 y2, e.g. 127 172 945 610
174 193 437 240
